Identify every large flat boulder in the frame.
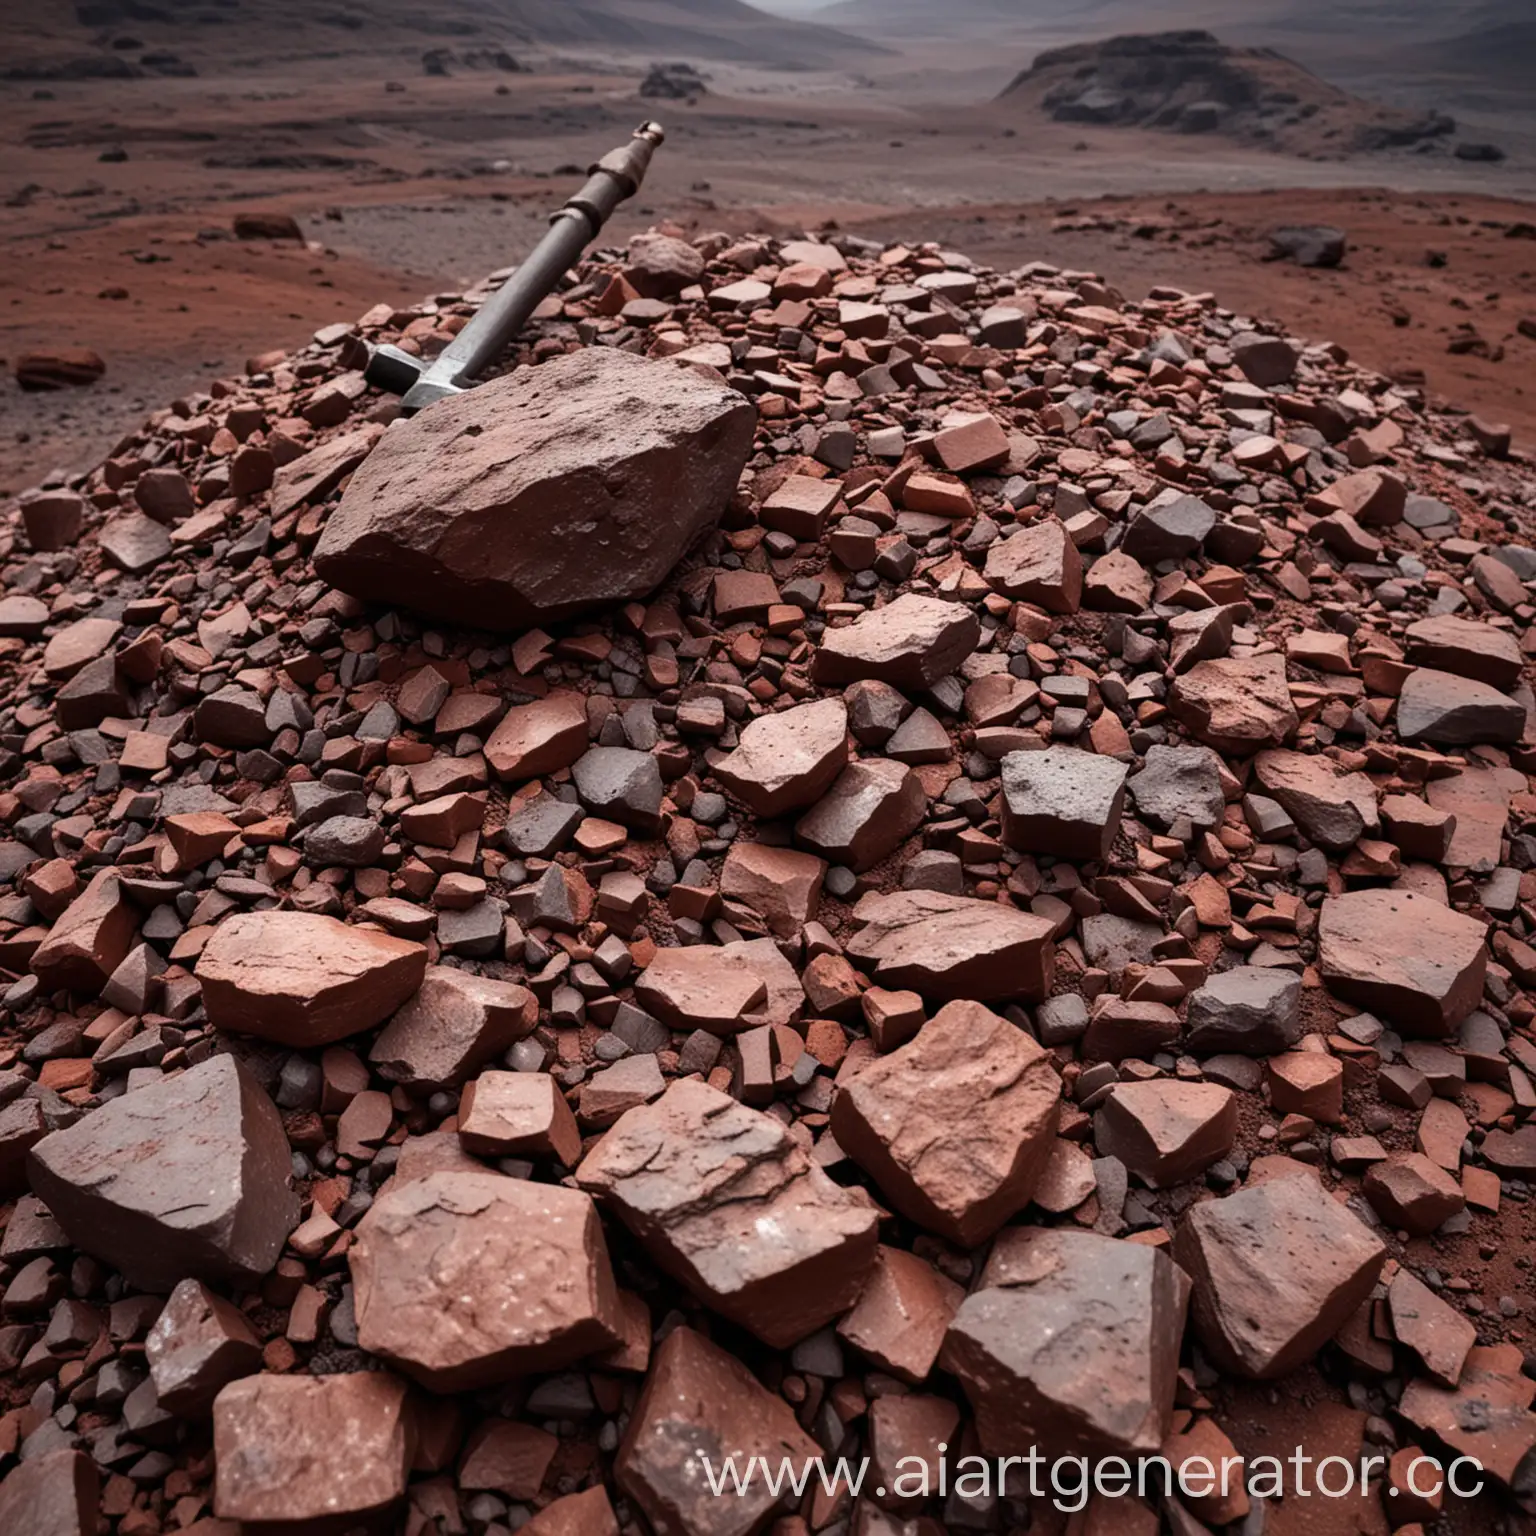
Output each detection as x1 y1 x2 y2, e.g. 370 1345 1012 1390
313 348 756 630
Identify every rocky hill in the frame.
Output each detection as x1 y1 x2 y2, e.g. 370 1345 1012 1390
5 0 886 76
0 212 1534 1535
994 30 1455 155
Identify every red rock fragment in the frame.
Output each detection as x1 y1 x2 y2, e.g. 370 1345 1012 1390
616 1326 819 1536
197 910 428 1047
846 889 1056 1002
145 1278 262 1415
942 1227 1190 1458
350 1171 622 1391
0 1449 98 1536
369 966 536 1088
1173 1169 1385 1379
1317 890 1487 1037
485 693 589 781
214 1370 413 1525
837 1244 964 1384
27 1053 298 1292
458 1071 583 1164
831 999 1060 1245
577 1079 877 1347
1094 1081 1237 1188
714 697 848 817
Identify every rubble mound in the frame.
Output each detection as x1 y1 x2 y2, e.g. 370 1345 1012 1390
996 30 1455 156
1 214 1535 1536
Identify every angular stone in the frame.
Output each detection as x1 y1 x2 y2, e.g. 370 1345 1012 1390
304 814 385 868
1404 614 1523 690
577 1079 877 1347
459 1071 583 1165
27 1054 298 1291
20 490 85 552
983 516 1082 612
504 790 584 858
760 473 841 540
351 1171 622 1390
214 1371 411 1525
457 1418 558 1499
1253 749 1379 852
485 693 589 781
1318 890 1487 1036
370 966 536 1088
1398 1343 1536 1486
313 348 756 629
0 594 49 638
846 889 1056 1002
145 1278 262 1415
714 697 848 818
625 231 705 297
1094 1081 1237 1188
1000 746 1128 859
1083 548 1152 613
720 841 824 938
794 758 925 873
942 1228 1190 1458
580 1054 666 1127
1267 1051 1344 1123
1127 744 1225 830
1363 1152 1465 1237
812 593 980 690
1232 333 1300 387
837 1245 964 1385
0 1450 98 1536
271 425 379 518
1428 764 1521 871
1185 967 1302 1054
194 687 269 750
571 746 664 834
1122 494 1217 563
197 911 428 1047
1079 914 1164 979
29 869 137 995
521 1488 619 1536
635 946 768 1035
616 1326 819 1536
1319 467 1407 526
1170 655 1298 755
1173 1171 1385 1378
1381 793 1456 862
98 511 171 573
831 999 1060 1245
935 410 1009 472
43 616 121 682
1397 667 1524 745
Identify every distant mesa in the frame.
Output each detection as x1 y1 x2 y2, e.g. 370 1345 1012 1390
995 30 1456 157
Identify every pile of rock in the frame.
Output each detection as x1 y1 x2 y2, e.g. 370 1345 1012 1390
0 217 1534 1535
